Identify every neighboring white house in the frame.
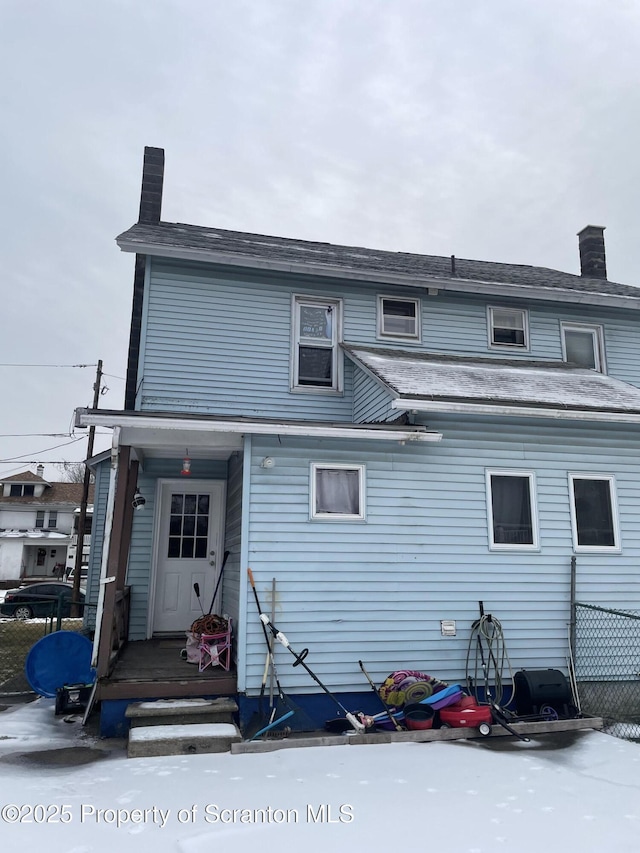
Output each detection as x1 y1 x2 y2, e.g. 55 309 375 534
0 467 93 583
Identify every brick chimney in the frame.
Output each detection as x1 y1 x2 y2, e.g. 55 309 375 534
577 225 607 279
138 146 165 224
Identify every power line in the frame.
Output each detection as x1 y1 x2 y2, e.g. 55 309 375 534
0 437 86 463
0 363 98 368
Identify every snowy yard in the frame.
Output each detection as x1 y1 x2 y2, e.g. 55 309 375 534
0 700 640 852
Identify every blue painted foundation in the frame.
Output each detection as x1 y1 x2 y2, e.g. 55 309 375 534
99 685 515 738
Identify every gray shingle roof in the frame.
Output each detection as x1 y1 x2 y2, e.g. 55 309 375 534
116 221 640 302
345 345 640 416
0 482 94 506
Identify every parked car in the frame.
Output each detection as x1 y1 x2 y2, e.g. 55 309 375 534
66 564 88 583
0 582 85 619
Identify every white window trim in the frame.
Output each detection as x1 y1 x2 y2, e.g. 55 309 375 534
560 322 606 373
487 305 530 350
568 473 621 553
377 294 421 342
290 295 343 394
485 469 539 550
310 462 366 521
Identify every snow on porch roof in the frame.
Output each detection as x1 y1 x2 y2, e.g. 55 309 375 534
344 345 640 422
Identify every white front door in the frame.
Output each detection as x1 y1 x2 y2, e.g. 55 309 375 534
152 481 225 634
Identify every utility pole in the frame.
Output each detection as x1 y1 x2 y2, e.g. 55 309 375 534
71 359 102 615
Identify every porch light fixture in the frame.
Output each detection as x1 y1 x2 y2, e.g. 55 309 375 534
132 491 146 511
260 457 275 469
181 452 192 476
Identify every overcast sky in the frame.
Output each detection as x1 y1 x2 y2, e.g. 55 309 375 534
2 0 639 479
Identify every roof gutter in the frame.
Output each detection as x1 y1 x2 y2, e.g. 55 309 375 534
74 409 442 443
392 397 640 424
115 237 640 311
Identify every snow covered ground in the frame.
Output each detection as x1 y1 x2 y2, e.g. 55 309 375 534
1 699 640 852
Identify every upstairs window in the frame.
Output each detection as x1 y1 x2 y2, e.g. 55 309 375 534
488 307 529 349
311 463 365 520
561 323 605 372
569 474 620 551
35 511 45 528
378 296 420 340
48 511 58 529
486 470 538 549
9 484 35 497
292 296 342 392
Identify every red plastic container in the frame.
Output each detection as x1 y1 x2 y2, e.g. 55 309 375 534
404 703 435 730
439 700 492 728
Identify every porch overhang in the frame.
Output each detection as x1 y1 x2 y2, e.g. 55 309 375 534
345 345 640 425
74 408 443 444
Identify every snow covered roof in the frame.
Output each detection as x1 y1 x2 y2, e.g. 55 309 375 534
0 529 69 540
345 346 640 422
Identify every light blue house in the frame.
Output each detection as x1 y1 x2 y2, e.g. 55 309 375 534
77 148 640 735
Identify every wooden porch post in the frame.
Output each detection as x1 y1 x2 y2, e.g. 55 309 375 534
95 446 135 679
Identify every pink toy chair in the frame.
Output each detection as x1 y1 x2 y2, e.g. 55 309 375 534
198 618 232 672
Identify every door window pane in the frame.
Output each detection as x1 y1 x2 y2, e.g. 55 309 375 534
167 493 210 559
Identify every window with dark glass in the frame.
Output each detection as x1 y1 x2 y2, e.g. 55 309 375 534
488 472 537 547
489 307 528 348
10 484 35 497
35 511 45 528
293 298 341 391
570 475 618 549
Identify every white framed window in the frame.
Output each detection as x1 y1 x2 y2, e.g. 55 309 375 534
568 474 620 551
35 511 45 528
377 295 421 341
310 463 365 520
48 511 57 529
486 470 539 549
291 296 342 392
561 323 605 372
488 306 529 349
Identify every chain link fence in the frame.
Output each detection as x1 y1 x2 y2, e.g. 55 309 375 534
574 602 640 741
0 598 92 695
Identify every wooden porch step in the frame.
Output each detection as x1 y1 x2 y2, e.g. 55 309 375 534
126 697 238 727
128 722 241 758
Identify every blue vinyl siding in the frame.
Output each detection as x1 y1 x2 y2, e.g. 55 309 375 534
240 420 640 695
139 260 353 420
353 369 396 423
138 259 640 422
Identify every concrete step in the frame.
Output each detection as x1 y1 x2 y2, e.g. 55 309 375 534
125 697 238 727
128 722 242 758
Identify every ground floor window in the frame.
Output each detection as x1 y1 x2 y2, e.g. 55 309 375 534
311 463 365 520
486 470 538 548
569 474 620 551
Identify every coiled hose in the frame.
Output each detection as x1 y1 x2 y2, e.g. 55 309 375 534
465 612 515 708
